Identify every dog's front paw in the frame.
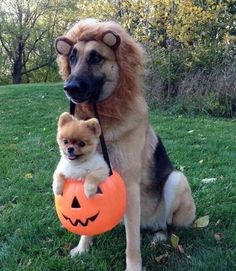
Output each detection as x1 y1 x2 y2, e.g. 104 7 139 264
125 265 142 271
125 259 142 271
52 183 63 196
70 246 85 257
84 183 97 198
70 240 92 257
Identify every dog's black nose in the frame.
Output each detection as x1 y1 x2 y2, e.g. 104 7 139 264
64 76 90 103
64 80 80 93
67 147 74 154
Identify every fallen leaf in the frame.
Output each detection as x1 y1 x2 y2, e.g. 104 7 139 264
26 259 32 267
10 202 17 208
201 178 217 184
9 144 17 149
214 232 223 241
215 219 221 226
187 130 194 134
177 244 185 254
199 160 204 164
46 237 53 243
193 215 209 228
176 245 191 259
25 173 33 179
15 228 21 234
63 242 72 250
150 241 157 248
155 252 169 264
170 234 179 248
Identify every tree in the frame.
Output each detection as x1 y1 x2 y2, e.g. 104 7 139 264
0 0 78 84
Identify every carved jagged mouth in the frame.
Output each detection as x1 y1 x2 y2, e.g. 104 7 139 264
62 212 100 227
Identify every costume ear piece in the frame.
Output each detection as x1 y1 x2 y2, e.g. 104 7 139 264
55 37 74 55
101 31 121 50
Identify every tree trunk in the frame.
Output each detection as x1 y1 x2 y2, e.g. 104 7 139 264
12 40 24 84
12 61 22 84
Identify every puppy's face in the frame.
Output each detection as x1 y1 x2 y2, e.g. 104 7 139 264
57 112 101 161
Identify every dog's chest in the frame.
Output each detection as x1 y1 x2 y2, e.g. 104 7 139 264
58 154 103 180
61 162 89 179
97 143 122 172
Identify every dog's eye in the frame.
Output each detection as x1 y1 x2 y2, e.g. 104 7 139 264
69 49 77 65
88 50 103 65
78 141 85 147
64 139 68 145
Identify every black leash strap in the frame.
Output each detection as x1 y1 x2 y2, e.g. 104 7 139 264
69 100 76 115
69 101 113 176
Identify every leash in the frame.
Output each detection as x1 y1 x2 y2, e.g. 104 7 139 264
69 101 113 176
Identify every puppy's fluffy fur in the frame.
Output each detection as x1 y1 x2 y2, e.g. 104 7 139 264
55 19 196 271
53 112 109 198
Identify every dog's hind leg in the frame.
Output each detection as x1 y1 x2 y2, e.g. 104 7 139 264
163 171 196 226
153 171 196 241
169 172 196 228
70 235 93 257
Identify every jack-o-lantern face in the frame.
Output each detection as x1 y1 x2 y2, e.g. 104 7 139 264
55 171 126 236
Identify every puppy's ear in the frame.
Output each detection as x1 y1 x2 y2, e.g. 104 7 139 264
85 118 101 137
58 112 74 127
55 36 74 55
101 31 121 50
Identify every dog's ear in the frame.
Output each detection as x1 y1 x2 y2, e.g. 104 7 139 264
101 31 121 50
58 112 74 127
55 37 74 55
85 118 101 137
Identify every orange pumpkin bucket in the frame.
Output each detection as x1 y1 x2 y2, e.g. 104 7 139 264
55 170 126 236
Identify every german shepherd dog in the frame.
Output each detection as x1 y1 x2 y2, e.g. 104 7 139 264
55 19 196 271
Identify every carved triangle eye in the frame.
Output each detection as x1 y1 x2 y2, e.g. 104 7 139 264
72 197 81 208
96 186 103 194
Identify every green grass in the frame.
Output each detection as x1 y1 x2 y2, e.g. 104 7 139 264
0 83 235 271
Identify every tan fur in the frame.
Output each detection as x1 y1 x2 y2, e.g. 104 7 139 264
57 19 144 120
53 112 109 198
56 19 195 271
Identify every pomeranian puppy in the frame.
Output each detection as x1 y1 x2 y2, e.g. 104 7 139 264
53 112 109 198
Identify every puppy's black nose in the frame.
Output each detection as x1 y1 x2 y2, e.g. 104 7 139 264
67 147 74 154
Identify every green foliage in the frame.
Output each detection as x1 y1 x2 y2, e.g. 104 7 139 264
0 83 236 270
78 0 236 116
0 0 79 84
152 93 235 118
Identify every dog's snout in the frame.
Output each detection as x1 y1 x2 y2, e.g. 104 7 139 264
67 147 74 154
64 73 104 103
64 80 80 93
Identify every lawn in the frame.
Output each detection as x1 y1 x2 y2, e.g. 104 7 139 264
0 83 235 271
